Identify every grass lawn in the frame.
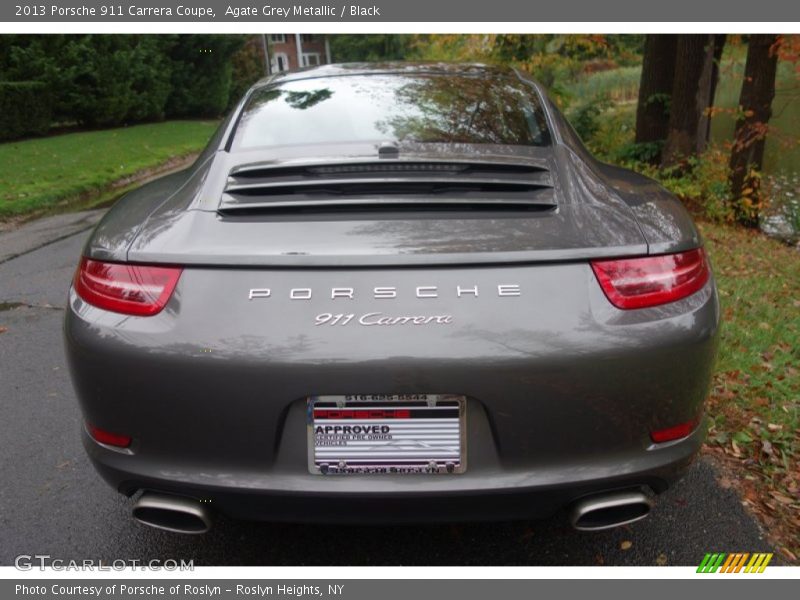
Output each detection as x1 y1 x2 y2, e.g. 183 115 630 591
700 219 800 561
0 120 218 220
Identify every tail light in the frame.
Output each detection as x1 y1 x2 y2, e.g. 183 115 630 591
74 258 182 316
650 419 698 444
87 424 132 448
590 248 709 310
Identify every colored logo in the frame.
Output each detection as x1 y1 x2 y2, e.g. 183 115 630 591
697 553 773 573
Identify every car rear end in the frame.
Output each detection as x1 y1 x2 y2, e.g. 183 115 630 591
64 66 720 531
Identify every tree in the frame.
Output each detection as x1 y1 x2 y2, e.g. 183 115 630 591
697 35 727 150
0 34 248 135
328 35 413 62
125 36 173 122
728 34 780 227
634 35 678 163
229 36 267 109
661 35 721 168
54 36 141 127
165 35 244 118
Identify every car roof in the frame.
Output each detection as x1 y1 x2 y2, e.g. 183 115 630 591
255 62 519 87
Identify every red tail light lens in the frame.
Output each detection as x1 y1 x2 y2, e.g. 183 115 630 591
74 258 182 316
87 424 132 448
650 420 697 444
590 248 709 310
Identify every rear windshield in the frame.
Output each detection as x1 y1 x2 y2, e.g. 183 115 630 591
233 74 551 149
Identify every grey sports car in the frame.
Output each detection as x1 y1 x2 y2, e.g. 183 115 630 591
64 63 720 534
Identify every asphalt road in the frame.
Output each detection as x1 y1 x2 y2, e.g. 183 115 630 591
0 221 775 567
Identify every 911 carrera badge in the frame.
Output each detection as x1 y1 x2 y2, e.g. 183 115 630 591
315 312 453 326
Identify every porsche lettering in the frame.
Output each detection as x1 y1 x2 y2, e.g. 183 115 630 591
248 284 522 301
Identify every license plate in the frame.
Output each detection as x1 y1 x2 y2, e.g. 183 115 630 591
307 395 466 474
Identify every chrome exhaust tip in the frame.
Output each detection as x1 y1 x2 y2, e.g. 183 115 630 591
132 493 212 534
570 490 653 531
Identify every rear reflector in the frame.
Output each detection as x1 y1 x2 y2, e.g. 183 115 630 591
74 258 182 316
590 248 710 309
650 421 697 444
88 424 132 448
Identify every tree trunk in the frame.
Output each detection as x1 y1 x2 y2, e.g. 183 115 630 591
634 34 678 162
661 34 716 168
697 34 727 153
729 34 780 227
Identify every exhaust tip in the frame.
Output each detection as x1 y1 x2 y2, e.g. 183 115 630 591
570 490 652 532
133 493 211 534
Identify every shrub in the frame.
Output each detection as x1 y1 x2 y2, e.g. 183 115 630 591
0 35 244 127
331 34 414 62
616 141 664 164
125 36 173 122
55 36 138 126
567 94 613 144
165 35 244 118
1 35 173 127
0 82 52 141
229 36 266 109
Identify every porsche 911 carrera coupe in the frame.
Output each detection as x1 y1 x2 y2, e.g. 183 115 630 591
64 63 720 534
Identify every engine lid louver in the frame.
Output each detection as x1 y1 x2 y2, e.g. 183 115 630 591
218 160 556 214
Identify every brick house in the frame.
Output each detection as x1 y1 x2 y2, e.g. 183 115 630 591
267 34 331 73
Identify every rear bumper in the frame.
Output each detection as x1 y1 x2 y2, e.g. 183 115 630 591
65 262 719 523
84 422 702 523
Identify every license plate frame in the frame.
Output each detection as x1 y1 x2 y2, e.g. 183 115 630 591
307 394 467 475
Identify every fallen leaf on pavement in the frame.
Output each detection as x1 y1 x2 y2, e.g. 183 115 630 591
620 540 632 551
769 492 795 505
761 440 774 456
731 439 742 457
779 547 797 562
